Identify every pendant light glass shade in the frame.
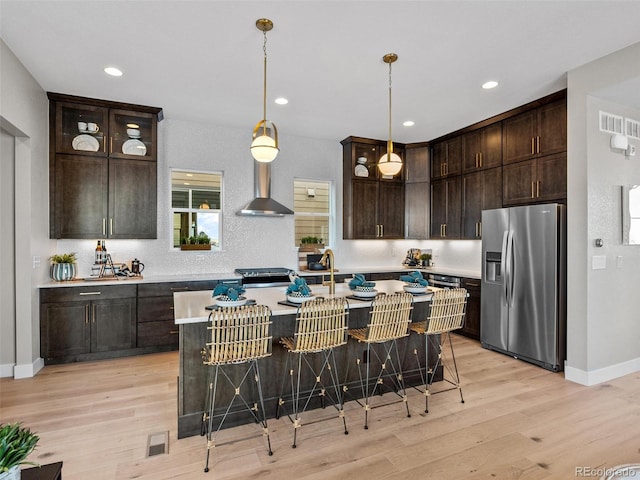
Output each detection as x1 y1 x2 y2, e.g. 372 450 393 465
251 120 279 162
378 53 402 176
378 149 403 176
251 18 279 163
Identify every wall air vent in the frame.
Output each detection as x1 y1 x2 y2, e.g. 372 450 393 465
625 117 640 140
599 111 624 134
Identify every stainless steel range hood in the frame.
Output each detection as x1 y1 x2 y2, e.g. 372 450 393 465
238 161 293 216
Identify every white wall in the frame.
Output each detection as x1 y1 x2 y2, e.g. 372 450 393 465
566 41 640 385
0 39 51 378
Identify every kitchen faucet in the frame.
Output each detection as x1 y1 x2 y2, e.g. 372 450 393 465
320 248 335 295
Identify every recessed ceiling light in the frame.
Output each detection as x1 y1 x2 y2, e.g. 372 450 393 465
482 80 499 89
403 120 415 127
275 97 288 105
104 66 123 77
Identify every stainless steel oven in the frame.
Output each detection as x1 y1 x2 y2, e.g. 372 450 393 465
428 274 461 289
235 267 294 288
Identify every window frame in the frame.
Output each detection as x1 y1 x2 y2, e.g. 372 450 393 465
293 177 334 248
170 168 223 251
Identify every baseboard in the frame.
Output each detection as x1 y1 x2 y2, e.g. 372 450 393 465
564 357 640 386
13 357 44 379
0 363 16 378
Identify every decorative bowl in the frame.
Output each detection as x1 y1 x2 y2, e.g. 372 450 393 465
214 295 248 307
403 284 427 294
353 289 378 299
287 294 314 304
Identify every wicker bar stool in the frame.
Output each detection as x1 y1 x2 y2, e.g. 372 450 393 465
347 292 414 429
276 297 349 448
201 304 273 473
410 288 467 413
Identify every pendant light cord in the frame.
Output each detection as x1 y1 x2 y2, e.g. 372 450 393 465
387 60 393 155
262 28 268 135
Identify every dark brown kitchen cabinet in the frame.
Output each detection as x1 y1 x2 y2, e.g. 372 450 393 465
405 182 429 239
460 278 480 340
48 92 162 239
430 176 461 238
461 167 502 239
405 145 430 183
430 136 461 180
502 99 566 165
502 152 566 206
40 285 137 364
342 137 405 239
462 123 502 173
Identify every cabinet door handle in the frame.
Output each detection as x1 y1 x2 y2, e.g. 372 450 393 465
85 305 89 324
110 137 113 154
536 180 540 197
475 222 479 237
380 224 384 237
169 330 179 335
92 304 96 323
537 136 540 154
531 181 535 198
444 224 447 237
79 292 101 296
110 218 113 236
465 282 480 287
479 152 483 167
479 221 482 237
170 286 190 291
102 218 106 236
531 137 535 155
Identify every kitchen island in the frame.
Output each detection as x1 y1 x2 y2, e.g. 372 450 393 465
174 279 442 438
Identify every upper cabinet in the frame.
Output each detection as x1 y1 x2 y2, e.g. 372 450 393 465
430 136 461 179
502 98 567 165
461 123 502 173
342 137 405 239
48 93 162 239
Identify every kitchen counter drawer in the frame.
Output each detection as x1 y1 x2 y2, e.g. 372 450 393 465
138 281 220 297
40 284 137 303
138 320 179 347
137 296 175 323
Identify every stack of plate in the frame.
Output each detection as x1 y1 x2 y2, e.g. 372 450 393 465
72 134 99 152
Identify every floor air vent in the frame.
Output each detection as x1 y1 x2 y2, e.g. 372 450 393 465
146 431 169 457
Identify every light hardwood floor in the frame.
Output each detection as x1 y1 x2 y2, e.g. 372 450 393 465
1 335 638 479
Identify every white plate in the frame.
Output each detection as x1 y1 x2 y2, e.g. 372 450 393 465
214 295 248 307
122 139 147 156
353 289 377 298
354 164 369 177
72 134 99 152
287 294 315 304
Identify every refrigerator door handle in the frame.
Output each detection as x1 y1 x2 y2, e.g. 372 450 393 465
506 230 515 307
501 230 510 303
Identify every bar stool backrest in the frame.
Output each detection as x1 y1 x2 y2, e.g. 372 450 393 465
205 304 273 365
366 292 413 343
293 297 349 353
426 288 468 335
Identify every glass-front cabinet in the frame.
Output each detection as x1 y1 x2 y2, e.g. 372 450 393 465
48 92 163 239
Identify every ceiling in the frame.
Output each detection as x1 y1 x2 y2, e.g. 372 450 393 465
2 1 640 144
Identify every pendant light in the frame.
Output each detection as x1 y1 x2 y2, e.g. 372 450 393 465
378 53 403 176
251 18 279 163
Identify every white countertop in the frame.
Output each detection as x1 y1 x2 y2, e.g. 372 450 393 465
173 279 437 324
38 266 480 289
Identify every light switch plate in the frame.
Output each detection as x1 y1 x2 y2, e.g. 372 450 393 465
592 255 607 270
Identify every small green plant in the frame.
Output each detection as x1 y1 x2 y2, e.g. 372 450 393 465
300 236 319 244
196 232 211 245
419 253 432 265
48 252 77 264
0 423 39 472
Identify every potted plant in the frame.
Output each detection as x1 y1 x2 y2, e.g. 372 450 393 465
419 253 432 267
180 232 212 251
48 252 78 282
0 423 39 480
299 236 324 252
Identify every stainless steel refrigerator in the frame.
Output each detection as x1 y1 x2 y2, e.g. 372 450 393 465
481 204 566 372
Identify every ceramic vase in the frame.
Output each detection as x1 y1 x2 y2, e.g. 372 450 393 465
50 262 77 281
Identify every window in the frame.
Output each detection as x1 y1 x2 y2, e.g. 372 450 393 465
293 179 332 245
171 170 222 249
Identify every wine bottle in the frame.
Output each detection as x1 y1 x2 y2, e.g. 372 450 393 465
95 241 102 264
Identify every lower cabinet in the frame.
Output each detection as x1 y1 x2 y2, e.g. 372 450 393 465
136 281 219 348
460 278 481 340
40 285 137 363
